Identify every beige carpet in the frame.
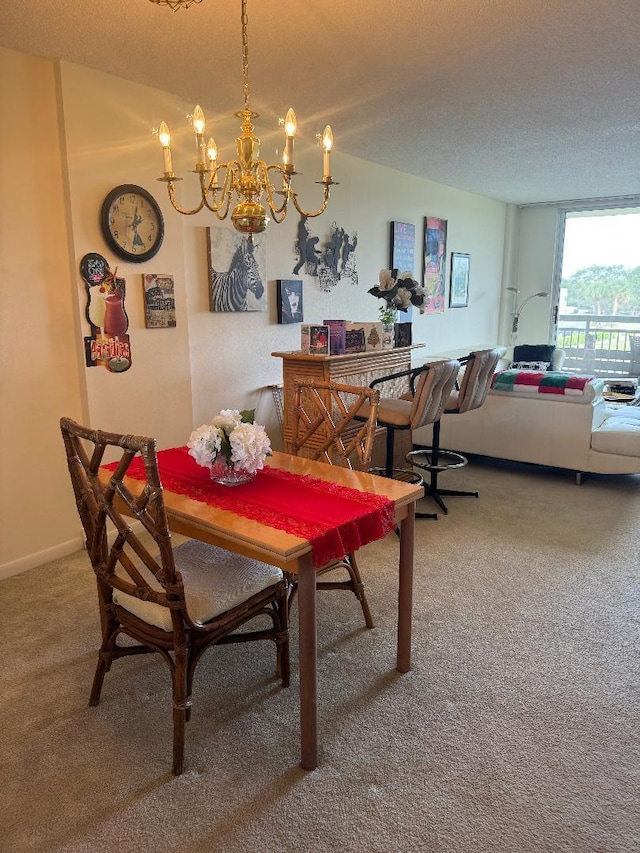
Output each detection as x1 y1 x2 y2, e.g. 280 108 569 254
1 459 638 853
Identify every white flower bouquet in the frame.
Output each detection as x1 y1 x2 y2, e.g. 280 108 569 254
187 409 271 482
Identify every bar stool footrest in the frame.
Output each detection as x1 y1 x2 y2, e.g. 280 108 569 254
406 448 468 473
370 467 424 486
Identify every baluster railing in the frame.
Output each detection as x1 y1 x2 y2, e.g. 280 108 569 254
556 314 640 377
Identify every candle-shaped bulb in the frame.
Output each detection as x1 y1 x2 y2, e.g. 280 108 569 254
158 121 173 174
283 108 297 170
322 125 333 180
322 125 333 152
284 108 297 138
193 105 206 166
159 121 171 148
192 105 206 135
207 137 217 164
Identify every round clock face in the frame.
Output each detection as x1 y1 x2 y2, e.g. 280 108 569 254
100 184 164 263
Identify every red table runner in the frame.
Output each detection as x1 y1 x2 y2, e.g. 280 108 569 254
105 447 396 568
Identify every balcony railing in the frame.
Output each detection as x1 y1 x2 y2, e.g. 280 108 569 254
557 314 640 377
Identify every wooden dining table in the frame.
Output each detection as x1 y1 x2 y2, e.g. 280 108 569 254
108 449 423 771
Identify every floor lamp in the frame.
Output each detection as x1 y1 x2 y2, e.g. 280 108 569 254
506 288 549 342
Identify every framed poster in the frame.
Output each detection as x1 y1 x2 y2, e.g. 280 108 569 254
207 227 267 312
389 221 415 274
449 253 470 308
422 216 447 314
142 274 176 327
276 279 303 323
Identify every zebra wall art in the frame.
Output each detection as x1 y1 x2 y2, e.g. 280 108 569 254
207 227 267 312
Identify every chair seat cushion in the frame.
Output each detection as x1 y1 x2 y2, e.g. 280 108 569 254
113 540 283 632
375 397 413 427
591 407 640 458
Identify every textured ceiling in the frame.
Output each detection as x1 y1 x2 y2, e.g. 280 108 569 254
2 0 640 205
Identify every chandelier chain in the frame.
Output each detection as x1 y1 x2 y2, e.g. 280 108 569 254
241 0 250 111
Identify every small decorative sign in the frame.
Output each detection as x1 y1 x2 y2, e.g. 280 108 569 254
143 274 176 327
301 324 330 354
80 252 132 373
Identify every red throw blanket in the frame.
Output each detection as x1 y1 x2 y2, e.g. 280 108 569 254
491 370 593 396
104 447 396 568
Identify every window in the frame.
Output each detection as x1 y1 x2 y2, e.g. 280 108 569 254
553 204 640 377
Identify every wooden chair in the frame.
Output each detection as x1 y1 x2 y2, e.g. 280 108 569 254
60 417 289 776
289 380 381 627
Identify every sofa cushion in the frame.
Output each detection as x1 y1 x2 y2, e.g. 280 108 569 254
591 407 640 458
513 344 555 369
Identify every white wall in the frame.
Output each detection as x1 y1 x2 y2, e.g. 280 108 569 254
1 48 509 577
0 50 86 575
508 205 560 344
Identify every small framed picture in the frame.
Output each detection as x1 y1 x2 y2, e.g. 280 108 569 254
277 279 304 324
449 253 470 308
142 273 176 327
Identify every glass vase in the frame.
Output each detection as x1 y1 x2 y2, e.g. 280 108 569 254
208 459 256 486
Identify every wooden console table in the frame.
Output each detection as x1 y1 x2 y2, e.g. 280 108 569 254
272 346 424 468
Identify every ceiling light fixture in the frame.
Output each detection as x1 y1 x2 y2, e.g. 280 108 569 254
152 0 336 235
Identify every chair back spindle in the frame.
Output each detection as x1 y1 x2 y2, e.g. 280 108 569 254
291 380 380 471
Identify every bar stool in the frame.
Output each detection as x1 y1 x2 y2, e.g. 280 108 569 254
358 359 461 518
407 347 505 514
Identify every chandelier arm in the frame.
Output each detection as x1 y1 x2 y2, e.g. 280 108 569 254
201 166 235 216
258 163 291 217
265 205 289 225
289 185 331 219
202 188 232 218
164 181 207 216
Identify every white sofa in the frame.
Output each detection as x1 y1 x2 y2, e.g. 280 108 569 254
413 369 640 481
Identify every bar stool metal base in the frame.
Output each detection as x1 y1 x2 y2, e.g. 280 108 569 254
406 447 477 516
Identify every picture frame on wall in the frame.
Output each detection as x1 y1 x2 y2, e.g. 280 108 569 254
142 273 176 327
449 253 470 308
276 279 304 323
422 216 447 314
207 227 267 312
389 221 415 273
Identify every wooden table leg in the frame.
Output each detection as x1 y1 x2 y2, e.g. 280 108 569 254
397 502 415 673
297 552 318 770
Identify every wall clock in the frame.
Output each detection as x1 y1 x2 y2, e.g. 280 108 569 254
100 184 164 263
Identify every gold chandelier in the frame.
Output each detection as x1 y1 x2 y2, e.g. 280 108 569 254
149 0 203 9
153 0 335 235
